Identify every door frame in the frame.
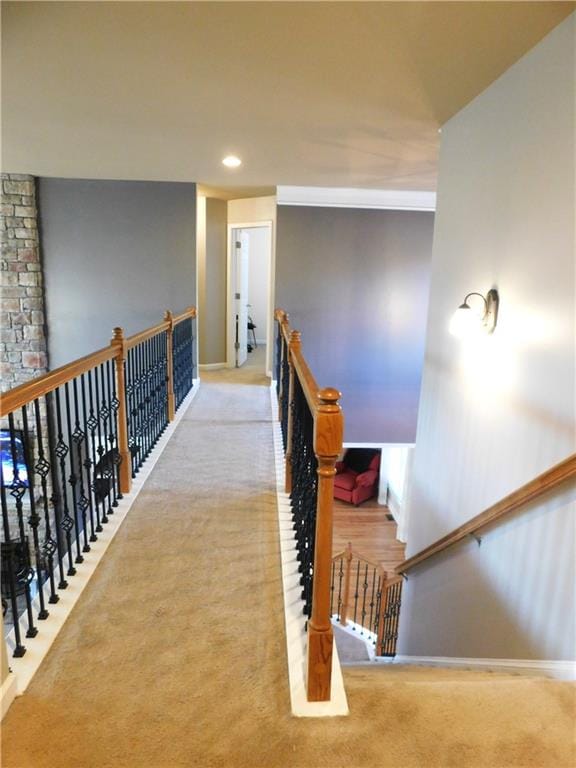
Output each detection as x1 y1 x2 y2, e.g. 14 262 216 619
226 220 274 370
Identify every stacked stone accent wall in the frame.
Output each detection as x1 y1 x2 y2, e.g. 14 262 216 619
1 173 48 394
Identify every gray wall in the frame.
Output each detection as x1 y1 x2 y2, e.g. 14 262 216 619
38 179 196 368
398 15 575 662
275 206 434 443
200 198 227 365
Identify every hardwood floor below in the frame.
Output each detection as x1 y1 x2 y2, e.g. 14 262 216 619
333 498 406 575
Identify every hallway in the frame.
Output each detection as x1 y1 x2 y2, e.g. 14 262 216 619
1 369 574 768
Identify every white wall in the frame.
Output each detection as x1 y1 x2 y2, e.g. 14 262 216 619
377 444 414 541
245 227 271 343
399 15 575 662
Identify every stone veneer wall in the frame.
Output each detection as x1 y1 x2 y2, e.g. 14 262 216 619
1 173 48 393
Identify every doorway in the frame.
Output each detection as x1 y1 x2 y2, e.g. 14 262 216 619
227 222 273 373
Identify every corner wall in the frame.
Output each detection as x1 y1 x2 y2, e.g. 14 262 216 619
38 179 197 368
275 206 434 443
399 15 575 662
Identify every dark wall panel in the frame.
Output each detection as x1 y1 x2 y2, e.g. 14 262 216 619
275 206 434 443
38 178 196 368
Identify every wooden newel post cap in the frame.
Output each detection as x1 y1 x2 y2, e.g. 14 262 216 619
318 387 341 406
112 327 124 342
289 330 302 349
189 306 197 318
164 310 173 322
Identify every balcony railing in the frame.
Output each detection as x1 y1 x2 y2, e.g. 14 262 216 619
275 309 344 702
0 307 196 657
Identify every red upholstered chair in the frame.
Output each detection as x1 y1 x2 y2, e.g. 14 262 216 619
333 449 381 506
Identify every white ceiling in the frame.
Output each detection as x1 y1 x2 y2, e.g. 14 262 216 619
2 2 573 192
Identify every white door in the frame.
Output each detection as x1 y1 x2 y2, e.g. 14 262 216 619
233 229 250 367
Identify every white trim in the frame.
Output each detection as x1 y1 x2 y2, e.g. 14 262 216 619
270 385 349 717
277 186 436 212
1 672 18 720
3 384 201 710
393 655 576 681
199 362 228 370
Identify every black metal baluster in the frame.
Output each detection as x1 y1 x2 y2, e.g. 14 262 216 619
87 369 103 534
64 383 83 564
53 388 76 575
45 390 69 587
93 367 109 525
1 474 26 656
352 560 361 626
7 412 37 638
141 339 151 460
71 379 90 554
33 398 59 604
359 563 369 634
336 556 344 621
99 363 114 520
80 373 97 542
106 359 121 505
20 406 48 621
127 347 136 478
367 567 378 636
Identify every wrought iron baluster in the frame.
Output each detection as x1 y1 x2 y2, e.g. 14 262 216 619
71 379 90 554
20 406 48 621
367 566 378 635
87 370 103 533
7 412 37 638
79 375 97 543
53 388 76 575
33 398 59 604
352 560 361 626
45 390 69 587
63 383 83 564
0 475 26 656
98 363 114 519
106 359 121 504
359 563 370 634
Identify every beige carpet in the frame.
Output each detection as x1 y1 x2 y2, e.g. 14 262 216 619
2 364 575 768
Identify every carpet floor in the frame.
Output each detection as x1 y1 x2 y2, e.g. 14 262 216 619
1 366 574 768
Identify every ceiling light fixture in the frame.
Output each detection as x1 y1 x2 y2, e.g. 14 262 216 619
449 289 499 339
222 155 242 168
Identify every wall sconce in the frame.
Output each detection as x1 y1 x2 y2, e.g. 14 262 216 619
449 289 499 338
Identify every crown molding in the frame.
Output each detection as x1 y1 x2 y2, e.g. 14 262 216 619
276 186 436 211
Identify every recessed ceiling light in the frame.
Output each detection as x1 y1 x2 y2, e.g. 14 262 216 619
222 155 242 168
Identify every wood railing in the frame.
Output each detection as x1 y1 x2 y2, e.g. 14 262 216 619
397 452 576 575
0 306 196 658
331 543 403 657
274 309 343 702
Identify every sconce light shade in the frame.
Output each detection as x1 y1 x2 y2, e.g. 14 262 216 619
450 289 499 339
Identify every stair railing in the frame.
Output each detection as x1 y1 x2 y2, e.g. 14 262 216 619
274 309 344 702
330 542 403 657
0 306 196 658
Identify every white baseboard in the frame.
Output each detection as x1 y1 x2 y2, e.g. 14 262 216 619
1 672 18 718
269 384 349 717
393 655 576 680
2 383 201 717
199 362 227 370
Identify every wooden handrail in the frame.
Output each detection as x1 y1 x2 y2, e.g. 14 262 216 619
1 308 197 419
173 306 197 325
397 453 576 575
125 320 170 349
274 309 320 415
0 345 116 417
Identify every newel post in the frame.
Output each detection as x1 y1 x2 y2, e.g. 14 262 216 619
111 327 132 495
307 386 343 702
285 329 300 494
164 310 175 422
